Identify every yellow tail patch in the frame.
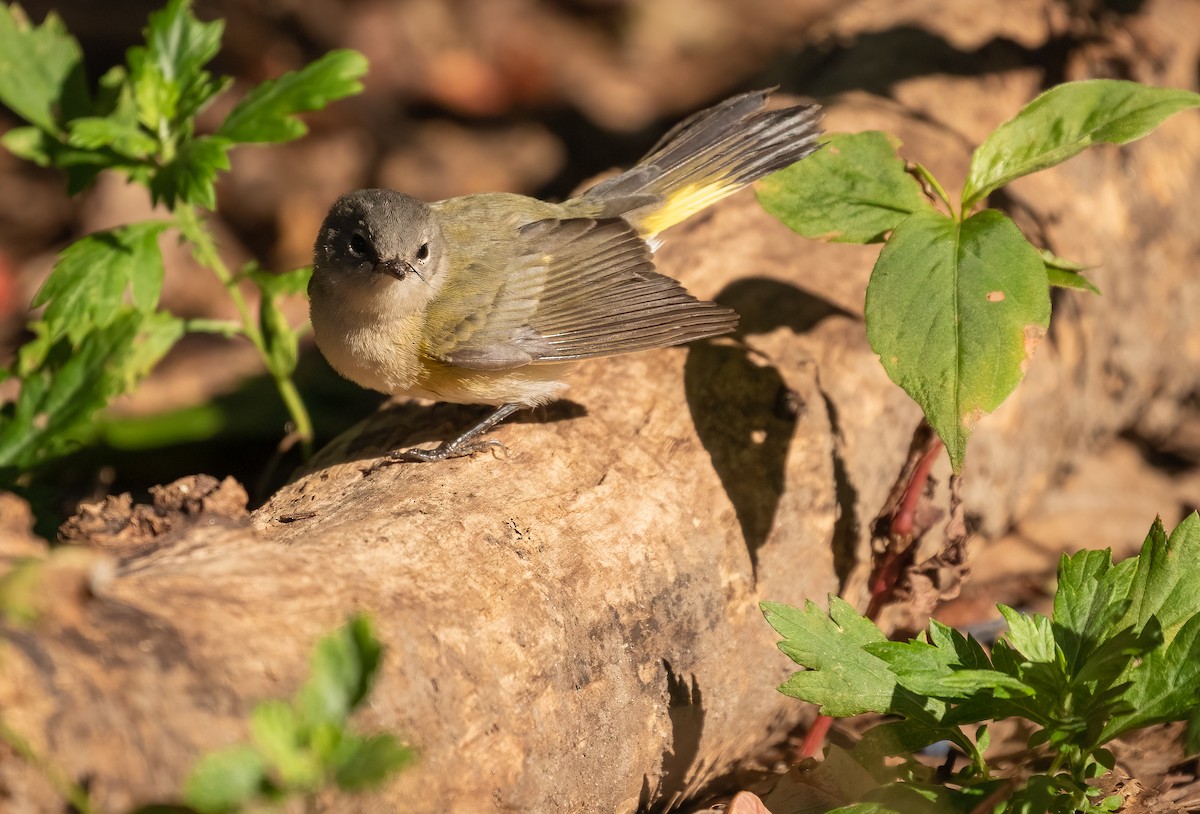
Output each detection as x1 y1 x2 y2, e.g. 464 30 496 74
637 179 743 239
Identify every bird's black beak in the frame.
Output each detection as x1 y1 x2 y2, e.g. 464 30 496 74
375 258 414 281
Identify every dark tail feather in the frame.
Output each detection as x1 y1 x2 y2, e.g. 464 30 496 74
579 89 823 237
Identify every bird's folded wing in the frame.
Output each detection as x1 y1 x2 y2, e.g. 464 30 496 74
429 217 737 371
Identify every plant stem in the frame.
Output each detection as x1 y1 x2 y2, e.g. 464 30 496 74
175 204 314 455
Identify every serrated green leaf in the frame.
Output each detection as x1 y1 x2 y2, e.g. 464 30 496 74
963 80 1200 210
67 116 157 159
1052 549 1138 676
865 209 1051 473
0 317 133 470
183 744 266 814
1 125 53 164
1101 612 1200 742
129 47 179 134
763 598 915 717
251 699 323 790
756 131 934 244
1100 513 1200 741
1121 513 1200 641
148 134 230 208
867 639 1033 701
216 49 367 144
143 0 226 123
998 605 1057 664
33 222 170 341
333 733 414 791
0 309 181 474
297 614 383 727
0 4 91 133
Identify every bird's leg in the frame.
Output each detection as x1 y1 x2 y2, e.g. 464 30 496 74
385 403 523 464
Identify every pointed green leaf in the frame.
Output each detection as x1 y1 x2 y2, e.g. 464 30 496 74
148 134 230 208
763 598 915 717
143 0 226 123
1047 265 1101 294
217 49 367 144
1121 513 1200 640
1101 612 1200 741
1041 248 1101 294
865 209 1051 472
0 4 91 133
963 80 1200 210
184 745 266 814
297 614 383 727
67 116 157 159
250 699 323 789
333 734 414 791
33 222 170 341
756 131 934 244
1 126 54 164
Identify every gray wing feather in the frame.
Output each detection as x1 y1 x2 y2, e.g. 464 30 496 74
439 217 736 370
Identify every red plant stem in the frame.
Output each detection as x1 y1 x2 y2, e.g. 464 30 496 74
802 435 945 760
890 438 944 538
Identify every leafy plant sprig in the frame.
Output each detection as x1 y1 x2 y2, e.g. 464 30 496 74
0 0 367 479
763 512 1200 813
180 614 413 814
757 80 1200 473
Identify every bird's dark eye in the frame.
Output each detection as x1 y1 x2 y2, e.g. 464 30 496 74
348 232 371 258
415 242 430 261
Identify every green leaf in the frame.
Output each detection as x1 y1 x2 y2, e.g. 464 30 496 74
1041 248 1101 294
183 744 266 814
1052 549 1135 674
251 699 323 790
33 222 170 341
67 116 157 159
297 614 384 727
1101 513 1200 740
866 640 1032 701
216 49 367 144
142 0 226 123
1047 265 1101 294
0 318 131 470
149 135 231 208
864 209 1051 473
0 310 182 474
963 80 1200 210
0 4 91 133
1 126 54 164
998 605 1057 664
1121 514 1200 640
763 598 915 717
756 131 934 244
251 268 310 377
333 734 414 791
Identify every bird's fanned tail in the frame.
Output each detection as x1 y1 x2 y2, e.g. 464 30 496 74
579 89 823 238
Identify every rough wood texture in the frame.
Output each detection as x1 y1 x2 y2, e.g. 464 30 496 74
3 2 1200 811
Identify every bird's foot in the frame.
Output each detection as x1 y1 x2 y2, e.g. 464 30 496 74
383 437 507 464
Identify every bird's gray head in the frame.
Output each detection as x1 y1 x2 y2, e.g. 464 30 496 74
312 189 445 305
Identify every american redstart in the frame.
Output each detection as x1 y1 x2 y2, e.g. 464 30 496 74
310 89 822 462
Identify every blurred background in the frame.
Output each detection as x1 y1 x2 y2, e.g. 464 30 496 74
0 0 1167 519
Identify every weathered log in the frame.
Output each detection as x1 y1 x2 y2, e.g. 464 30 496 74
3 6 1200 809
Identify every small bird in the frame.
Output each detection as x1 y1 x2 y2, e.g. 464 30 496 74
309 89 822 462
